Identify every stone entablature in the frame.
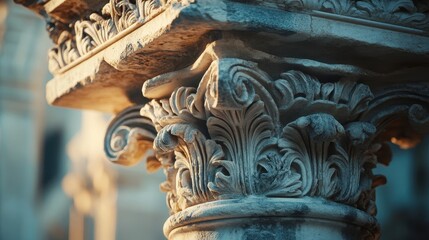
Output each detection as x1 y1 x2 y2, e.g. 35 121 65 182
45 0 429 74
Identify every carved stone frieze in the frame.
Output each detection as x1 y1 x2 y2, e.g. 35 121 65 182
48 0 168 73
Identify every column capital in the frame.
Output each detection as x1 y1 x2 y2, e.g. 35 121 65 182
138 41 429 239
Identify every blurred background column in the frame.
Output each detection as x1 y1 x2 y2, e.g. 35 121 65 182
376 137 429 240
0 1 79 238
0 0 49 238
63 112 117 240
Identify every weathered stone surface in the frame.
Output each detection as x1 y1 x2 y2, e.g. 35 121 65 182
44 0 105 23
164 197 379 240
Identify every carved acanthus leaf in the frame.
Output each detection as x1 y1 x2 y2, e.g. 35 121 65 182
75 14 117 56
277 114 380 211
104 0 138 32
153 123 223 210
278 114 345 197
207 99 277 197
355 0 429 27
48 31 80 73
273 70 373 123
253 153 302 197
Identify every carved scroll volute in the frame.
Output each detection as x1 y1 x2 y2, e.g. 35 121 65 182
104 105 160 171
361 84 429 152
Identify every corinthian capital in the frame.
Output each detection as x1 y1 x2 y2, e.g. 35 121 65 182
136 39 429 239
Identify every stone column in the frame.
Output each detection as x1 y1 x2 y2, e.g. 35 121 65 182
14 0 429 239
0 0 7 44
63 112 117 240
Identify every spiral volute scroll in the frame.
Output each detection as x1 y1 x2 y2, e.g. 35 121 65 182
104 105 158 169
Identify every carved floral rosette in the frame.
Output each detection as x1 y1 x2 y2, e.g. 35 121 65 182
139 57 413 218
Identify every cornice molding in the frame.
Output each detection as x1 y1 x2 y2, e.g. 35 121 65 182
45 0 429 75
269 0 429 31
